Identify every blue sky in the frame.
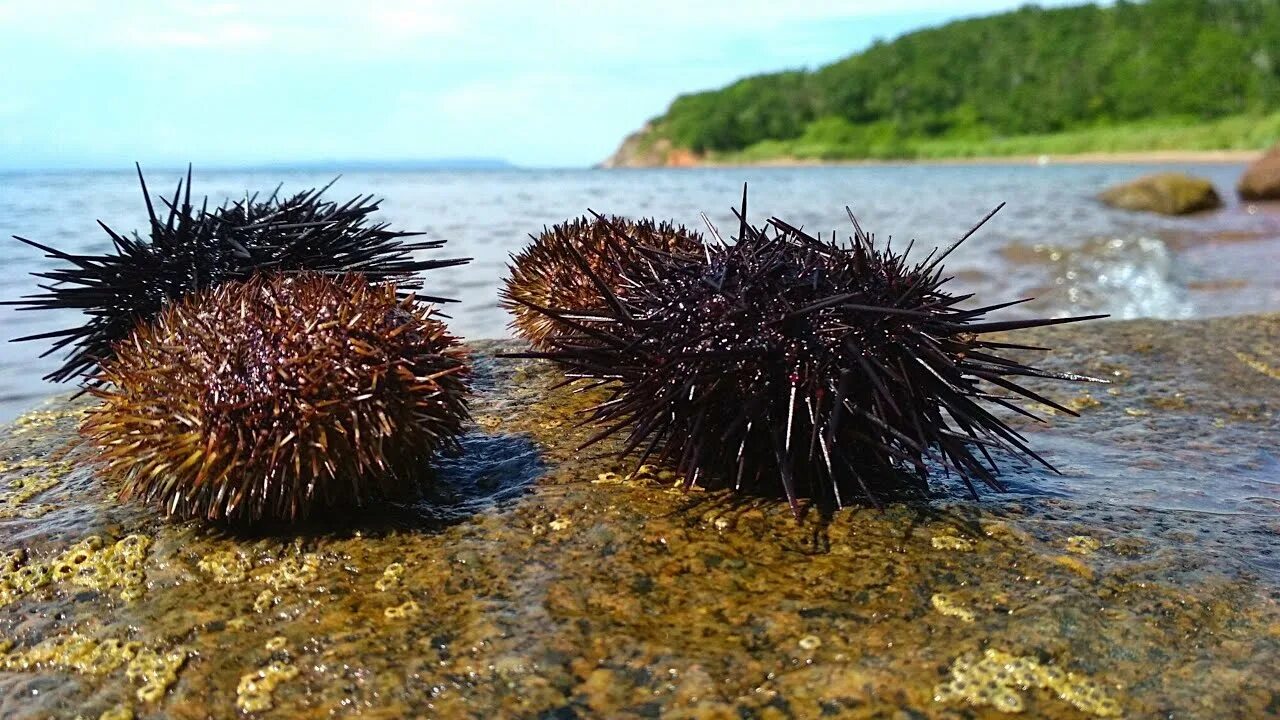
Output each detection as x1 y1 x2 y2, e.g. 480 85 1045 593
0 1 1085 169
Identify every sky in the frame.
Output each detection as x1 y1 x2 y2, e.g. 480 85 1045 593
0 1 1086 170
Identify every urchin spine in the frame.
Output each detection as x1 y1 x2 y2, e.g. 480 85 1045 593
5 164 468 385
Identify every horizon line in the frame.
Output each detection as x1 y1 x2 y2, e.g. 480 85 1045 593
0 158 561 174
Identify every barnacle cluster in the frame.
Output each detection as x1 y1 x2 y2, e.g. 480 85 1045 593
195 547 339 617
1 534 151 605
384 599 421 620
0 633 187 704
9 407 86 436
197 550 253 584
261 552 322 590
126 647 189 703
935 648 1121 717
1 634 138 675
0 474 59 519
253 590 277 614
0 457 74 520
252 550 324 613
236 639 300 713
237 660 300 712
375 562 405 592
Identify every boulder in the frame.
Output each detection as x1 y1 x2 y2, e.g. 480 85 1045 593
1237 143 1280 200
1098 172 1222 215
1 319 1280 717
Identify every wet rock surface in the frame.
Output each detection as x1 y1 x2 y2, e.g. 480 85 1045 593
0 316 1277 719
1098 172 1223 215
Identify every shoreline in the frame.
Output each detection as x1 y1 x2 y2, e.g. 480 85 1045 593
605 148 1264 169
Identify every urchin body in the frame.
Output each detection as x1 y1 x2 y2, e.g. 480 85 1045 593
509 196 1104 511
81 273 470 523
501 215 704 348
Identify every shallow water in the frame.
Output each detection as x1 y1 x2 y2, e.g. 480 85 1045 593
1 163 1278 421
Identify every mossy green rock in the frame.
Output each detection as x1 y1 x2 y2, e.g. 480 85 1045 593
0 316 1277 718
1098 172 1223 215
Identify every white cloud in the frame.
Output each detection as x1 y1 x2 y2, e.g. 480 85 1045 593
0 0 1092 167
368 1 461 38
0 1 1081 52
0 97 28 116
121 21 271 48
0 0 460 50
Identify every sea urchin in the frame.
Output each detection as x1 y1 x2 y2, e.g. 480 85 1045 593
80 272 470 523
6 165 467 385
507 191 1106 511
501 215 704 348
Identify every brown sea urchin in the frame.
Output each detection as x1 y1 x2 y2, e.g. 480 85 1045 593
501 216 704 348
506 191 1106 512
81 272 470 523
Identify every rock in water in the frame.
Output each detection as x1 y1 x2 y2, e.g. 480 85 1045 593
1237 143 1280 200
1098 172 1222 215
1 318 1279 718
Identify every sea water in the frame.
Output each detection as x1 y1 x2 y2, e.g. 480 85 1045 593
1 162 1277 422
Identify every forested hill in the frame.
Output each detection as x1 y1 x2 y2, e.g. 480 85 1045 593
604 0 1280 166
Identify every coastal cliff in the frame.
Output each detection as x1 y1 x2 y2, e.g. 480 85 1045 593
602 0 1280 167
599 123 700 168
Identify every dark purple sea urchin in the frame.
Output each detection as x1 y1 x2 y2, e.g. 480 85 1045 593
6 165 467 386
506 191 1106 511
81 272 470 523
501 216 704 348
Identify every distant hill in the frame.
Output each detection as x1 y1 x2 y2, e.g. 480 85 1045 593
604 0 1280 166
0 158 519 174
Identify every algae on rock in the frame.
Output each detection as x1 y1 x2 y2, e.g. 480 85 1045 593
0 319 1274 718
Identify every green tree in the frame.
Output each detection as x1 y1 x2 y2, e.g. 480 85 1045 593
644 0 1280 159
